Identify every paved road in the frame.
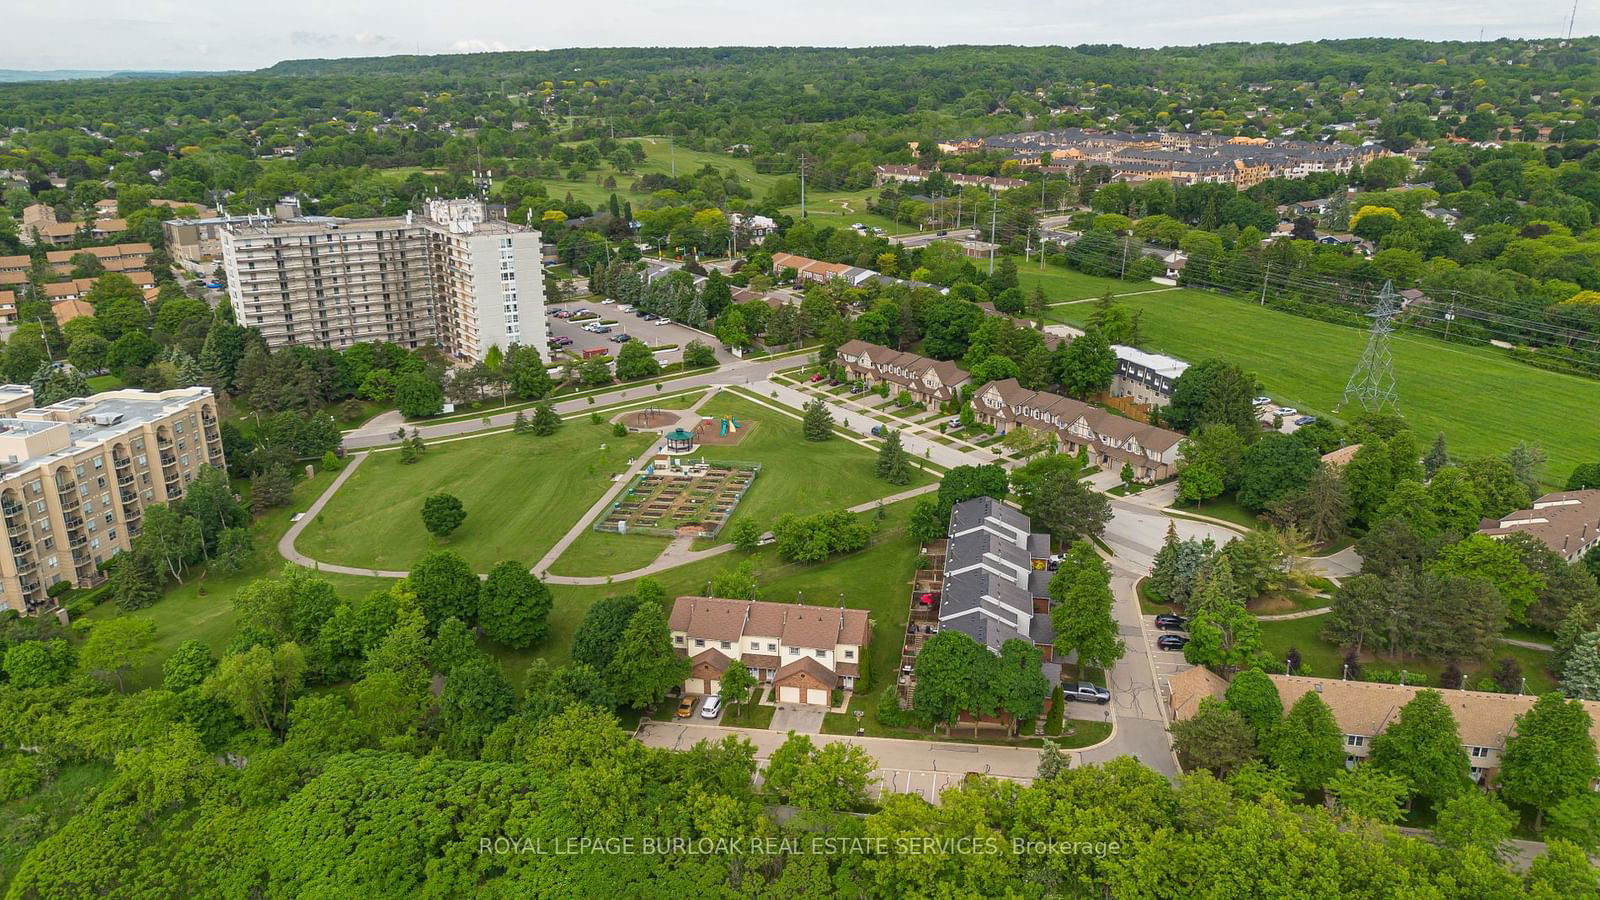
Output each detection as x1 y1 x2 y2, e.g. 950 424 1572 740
888 227 979 249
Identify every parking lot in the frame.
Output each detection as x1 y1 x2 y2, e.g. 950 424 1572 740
1142 614 1192 682
545 303 726 365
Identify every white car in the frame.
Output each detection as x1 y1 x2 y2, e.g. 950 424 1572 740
1276 407 1298 417
655 318 671 326
1253 396 1272 406
700 695 722 719
601 298 615 305
619 305 634 313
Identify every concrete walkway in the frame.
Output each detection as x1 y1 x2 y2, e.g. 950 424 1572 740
1256 606 1333 622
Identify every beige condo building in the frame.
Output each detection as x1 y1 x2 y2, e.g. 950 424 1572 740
0 386 225 614
219 199 546 363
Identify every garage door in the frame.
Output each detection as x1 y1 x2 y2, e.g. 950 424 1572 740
778 686 801 703
707 679 720 694
685 678 704 695
806 688 829 706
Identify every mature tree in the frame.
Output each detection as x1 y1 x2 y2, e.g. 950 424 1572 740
1425 466 1483 535
250 465 293 514
232 564 339 645
1340 441 1394 526
1237 433 1320 511
1561 631 1600 701
1372 479 1439 540
1021 466 1111 541
528 402 562 436
570 593 640 673
1055 327 1117 399
1425 534 1544 625
3 639 76 689
1175 446 1226 507
420 492 467 538
478 561 552 649
1326 765 1408 824
1268 465 1349 545
393 371 444 418
78 616 157 692
875 428 912 485
1048 542 1125 669
161 639 217 693
912 630 991 733
801 398 833 441
1435 791 1516 859
1171 698 1259 777
1223 668 1283 742
1266 691 1345 793
1497 693 1600 829
771 509 873 563
1181 424 1249 490
1147 524 1215 607
614 340 661 380
409 550 480 632
1183 556 1262 673
729 518 763 552
1423 432 1451 478
720 661 756 714
1165 358 1259 438
605 598 688 709
1368 688 1473 808
1321 573 1397 658
204 641 306 738
991 638 1051 737
439 657 516 757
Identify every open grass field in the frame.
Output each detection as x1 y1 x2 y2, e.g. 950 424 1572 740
1016 262 1166 303
1050 288 1600 485
298 421 657 572
778 188 903 236
82 468 391 689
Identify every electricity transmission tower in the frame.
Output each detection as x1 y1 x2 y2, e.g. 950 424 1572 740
1339 280 1402 415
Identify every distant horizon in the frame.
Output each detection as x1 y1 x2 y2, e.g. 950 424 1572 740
4 0 1594 72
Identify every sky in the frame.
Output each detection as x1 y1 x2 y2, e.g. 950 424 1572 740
5 0 1590 72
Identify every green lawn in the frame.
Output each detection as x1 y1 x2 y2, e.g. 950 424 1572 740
719 701 777 730
86 374 126 392
779 188 903 236
1050 288 1600 485
299 421 657 572
1016 262 1163 304
689 392 935 534
83 468 391 689
1257 617 1558 693
546 529 673 578
1169 493 1262 531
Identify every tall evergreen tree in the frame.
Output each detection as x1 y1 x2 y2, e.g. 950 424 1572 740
875 429 911 484
801 398 833 442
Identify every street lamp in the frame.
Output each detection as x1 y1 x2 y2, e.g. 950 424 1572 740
854 709 864 736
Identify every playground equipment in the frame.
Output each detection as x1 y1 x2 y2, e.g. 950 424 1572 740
717 415 741 437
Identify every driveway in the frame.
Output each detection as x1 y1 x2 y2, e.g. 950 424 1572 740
769 705 827 734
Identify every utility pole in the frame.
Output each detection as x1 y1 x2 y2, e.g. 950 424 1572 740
1259 263 1271 305
669 134 676 176
1119 236 1130 278
988 191 998 275
797 151 808 219
955 194 962 230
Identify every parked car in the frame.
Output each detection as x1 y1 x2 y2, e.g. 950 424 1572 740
600 298 614 304
1154 614 1188 631
849 383 865 394
549 336 574 347
810 373 825 382
574 308 591 316
619 305 634 313
591 325 612 334
827 378 841 386
1276 407 1298 417
1063 681 1111 704
655 318 672 326
700 695 722 719
640 312 658 321
675 696 698 718
870 425 887 437
1253 396 1272 406
611 334 632 343
1157 634 1190 651
1294 416 1317 426
946 417 963 429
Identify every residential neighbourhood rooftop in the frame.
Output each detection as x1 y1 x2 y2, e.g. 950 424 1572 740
1478 489 1600 562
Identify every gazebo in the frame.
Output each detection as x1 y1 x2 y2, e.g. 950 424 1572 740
664 428 695 453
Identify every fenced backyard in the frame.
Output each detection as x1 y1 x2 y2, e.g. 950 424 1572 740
595 458 762 539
